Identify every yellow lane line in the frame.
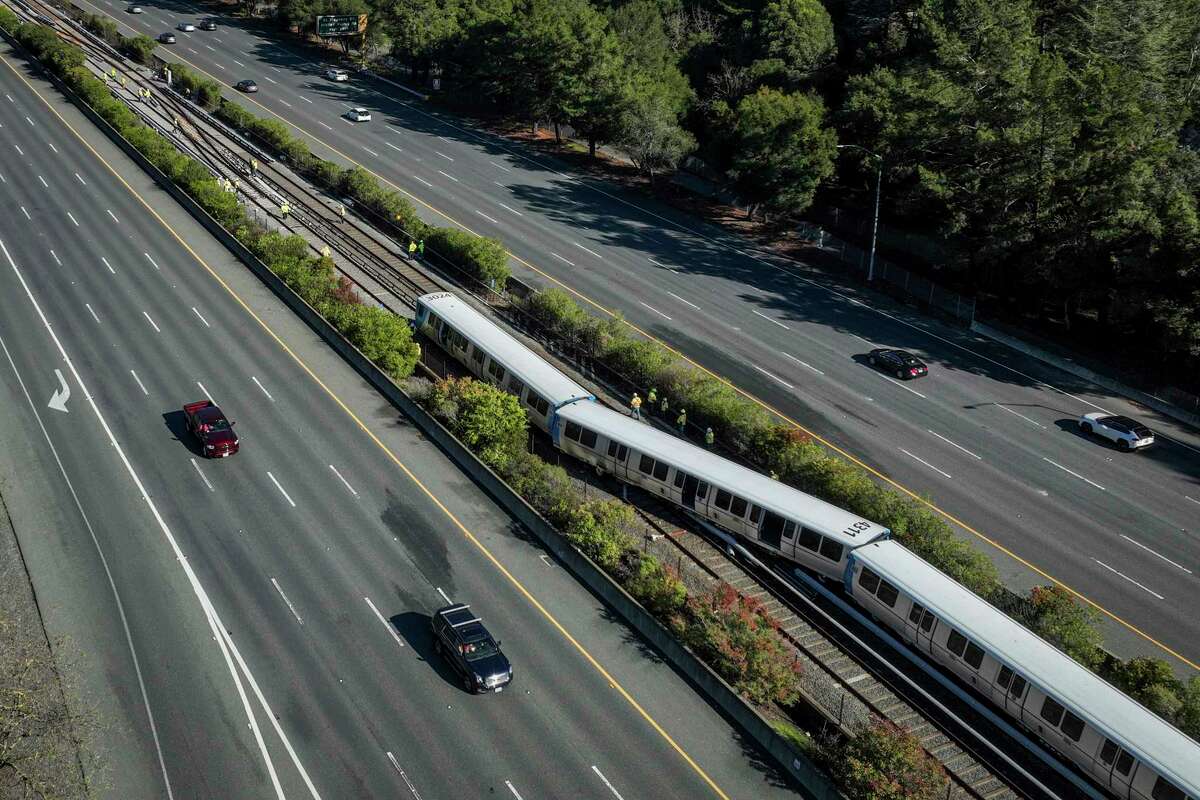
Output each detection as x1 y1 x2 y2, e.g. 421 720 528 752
0 46 734 798
70 6 1200 671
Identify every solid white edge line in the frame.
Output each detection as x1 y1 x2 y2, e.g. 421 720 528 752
899 448 952 480
752 364 794 390
1093 559 1164 600
751 309 789 330
266 471 296 507
364 597 403 646
251 375 274 401
591 765 627 800
191 307 210 328
0 331 177 800
329 464 358 497
1119 535 1192 574
189 457 214 491
783 352 824 375
1042 457 1106 491
129 369 149 396
270 577 304 624
927 429 983 460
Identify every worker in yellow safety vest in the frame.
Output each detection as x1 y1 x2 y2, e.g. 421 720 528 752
629 393 642 420
408 240 417 257
280 201 291 219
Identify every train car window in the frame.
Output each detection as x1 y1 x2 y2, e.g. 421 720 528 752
1114 750 1134 776
1008 674 1026 699
673 470 686 488
697 482 709 499
449 329 468 351
565 421 582 442
997 666 1014 690
652 460 669 481
782 520 797 539
749 505 762 524
1039 696 1066 727
508 378 525 398
608 441 629 462
1099 738 1118 766
875 580 899 608
487 360 506 383
526 392 549 416
797 527 820 553
859 568 881 594
947 630 968 658
908 603 926 626
730 496 748 517
471 345 485 364
920 611 935 633
1152 777 1186 800
964 642 985 669
1060 711 1084 742
819 538 844 563
715 489 733 511
580 428 598 449
639 455 655 475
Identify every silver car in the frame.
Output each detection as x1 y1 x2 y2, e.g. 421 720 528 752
1078 412 1154 451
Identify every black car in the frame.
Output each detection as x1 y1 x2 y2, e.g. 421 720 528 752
157 32 176 43
431 603 512 693
869 348 929 380
200 19 217 30
234 79 258 93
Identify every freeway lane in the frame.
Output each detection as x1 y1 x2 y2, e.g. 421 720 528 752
0 43 798 798
77 0 1200 668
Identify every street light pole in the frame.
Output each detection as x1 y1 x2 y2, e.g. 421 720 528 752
837 144 883 283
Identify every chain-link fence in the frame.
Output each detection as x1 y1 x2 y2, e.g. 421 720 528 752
796 220 976 327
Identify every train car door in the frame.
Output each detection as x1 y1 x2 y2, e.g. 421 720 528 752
905 602 937 654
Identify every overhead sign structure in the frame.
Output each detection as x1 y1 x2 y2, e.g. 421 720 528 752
316 14 366 36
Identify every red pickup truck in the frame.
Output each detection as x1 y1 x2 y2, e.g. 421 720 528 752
183 400 239 457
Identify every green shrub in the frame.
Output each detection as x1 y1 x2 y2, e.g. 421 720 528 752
1022 585 1104 669
564 499 636 570
339 304 421 380
424 227 511 287
1176 676 1200 739
122 34 156 65
678 584 801 705
622 553 687 618
428 377 527 471
0 6 20 31
83 13 120 47
831 718 949 800
772 720 814 755
312 159 344 191
1106 658 1184 717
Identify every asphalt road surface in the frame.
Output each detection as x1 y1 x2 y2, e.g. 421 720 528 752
0 42 800 800
71 0 1200 672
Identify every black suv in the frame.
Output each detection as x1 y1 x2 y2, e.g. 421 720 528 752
431 603 512 693
869 348 929 380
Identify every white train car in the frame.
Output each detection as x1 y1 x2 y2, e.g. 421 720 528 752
415 293 594 431
846 540 1200 800
552 400 888 579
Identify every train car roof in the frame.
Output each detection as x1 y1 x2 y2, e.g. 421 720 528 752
418 293 592 406
850 539 1200 794
557 401 887 546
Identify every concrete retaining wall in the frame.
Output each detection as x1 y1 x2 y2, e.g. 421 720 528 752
971 321 1200 430
32 47 843 799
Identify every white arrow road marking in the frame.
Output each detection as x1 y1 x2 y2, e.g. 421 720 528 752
48 368 70 412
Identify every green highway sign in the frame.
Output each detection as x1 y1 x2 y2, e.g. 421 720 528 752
316 14 366 36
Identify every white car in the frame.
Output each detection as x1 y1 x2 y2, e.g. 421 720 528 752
177 22 195 31
326 68 349 82
345 107 371 122
1078 412 1154 451
127 5 143 12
